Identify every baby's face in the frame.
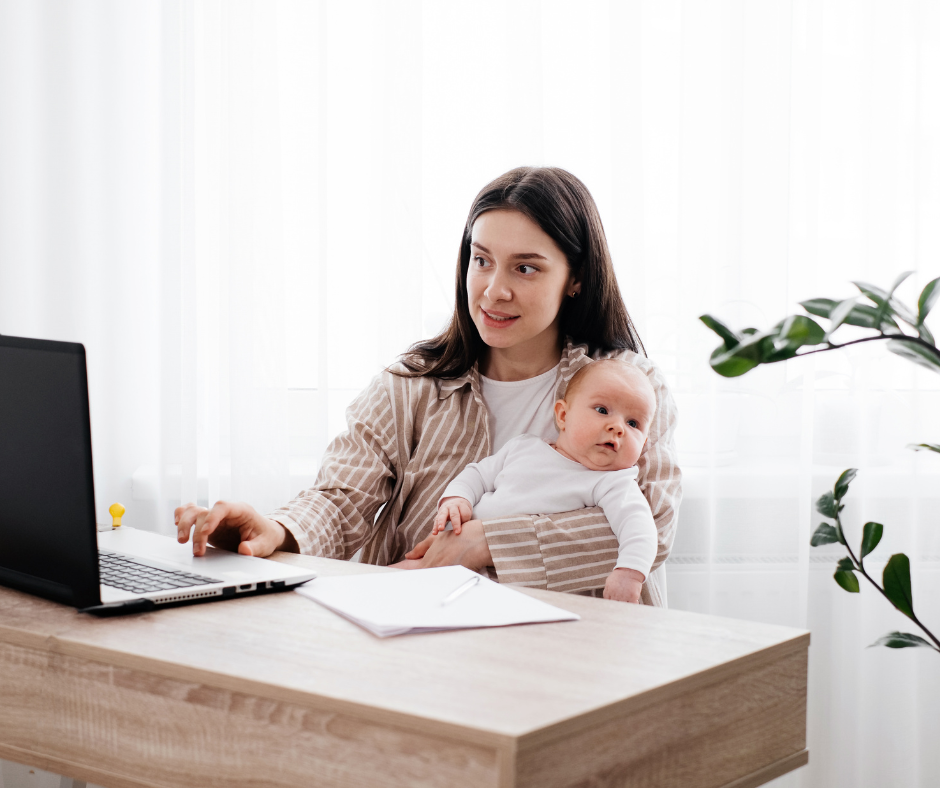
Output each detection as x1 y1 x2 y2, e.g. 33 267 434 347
554 366 655 472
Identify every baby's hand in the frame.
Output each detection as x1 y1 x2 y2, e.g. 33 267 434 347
433 497 473 535
603 568 645 604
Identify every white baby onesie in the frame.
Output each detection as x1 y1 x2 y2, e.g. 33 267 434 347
440 433 657 578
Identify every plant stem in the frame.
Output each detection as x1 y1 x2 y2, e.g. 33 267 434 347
796 333 940 360
838 513 940 652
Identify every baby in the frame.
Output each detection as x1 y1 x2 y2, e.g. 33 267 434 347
434 359 658 603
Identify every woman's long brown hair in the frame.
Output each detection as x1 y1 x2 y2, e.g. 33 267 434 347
398 167 646 378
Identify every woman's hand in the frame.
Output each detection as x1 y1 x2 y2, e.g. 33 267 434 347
174 501 299 558
399 519 492 571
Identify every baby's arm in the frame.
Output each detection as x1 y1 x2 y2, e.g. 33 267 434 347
595 472 658 604
434 442 514 535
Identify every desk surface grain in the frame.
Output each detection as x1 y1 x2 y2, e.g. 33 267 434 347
0 553 809 788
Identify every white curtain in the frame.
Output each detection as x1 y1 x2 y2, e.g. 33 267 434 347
1 2 938 787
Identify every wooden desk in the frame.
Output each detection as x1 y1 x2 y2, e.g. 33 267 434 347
0 553 808 788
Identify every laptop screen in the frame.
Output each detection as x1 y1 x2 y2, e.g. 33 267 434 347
0 335 101 608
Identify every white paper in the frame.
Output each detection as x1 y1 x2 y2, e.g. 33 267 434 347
294 565 579 637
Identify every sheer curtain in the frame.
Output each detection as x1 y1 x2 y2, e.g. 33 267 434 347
0 2 938 787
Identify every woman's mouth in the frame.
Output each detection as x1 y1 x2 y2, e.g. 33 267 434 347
481 309 520 328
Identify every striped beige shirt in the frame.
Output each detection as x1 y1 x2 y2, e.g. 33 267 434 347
269 339 682 606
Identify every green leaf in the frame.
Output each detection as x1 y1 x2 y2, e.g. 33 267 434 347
699 315 741 350
708 344 760 377
917 321 936 346
799 298 836 319
810 523 840 546
816 490 838 518
908 443 940 454
708 329 773 377
853 280 919 326
836 557 855 571
887 270 915 297
800 299 900 332
833 468 857 501
834 569 860 593
887 339 940 374
869 631 936 649
765 315 826 362
917 277 940 324
883 553 915 620
782 314 826 345
860 522 883 559
881 272 925 337
824 297 859 341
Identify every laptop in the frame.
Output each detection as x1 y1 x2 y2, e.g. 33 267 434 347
0 333 316 615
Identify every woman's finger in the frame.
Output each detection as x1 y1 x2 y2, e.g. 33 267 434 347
176 503 205 543
413 520 490 570
237 536 261 557
236 516 283 558
193 501 232 556
405 534 435 560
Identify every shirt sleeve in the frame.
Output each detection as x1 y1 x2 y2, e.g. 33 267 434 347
439 438 513 508
593 472 657 579
266 375 398 559
481 359 681 607
481 508 619 592
637 360 683 574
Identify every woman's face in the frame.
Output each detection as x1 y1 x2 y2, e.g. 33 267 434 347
467 209 578 355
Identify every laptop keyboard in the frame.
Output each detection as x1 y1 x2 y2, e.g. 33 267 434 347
98 550 221 594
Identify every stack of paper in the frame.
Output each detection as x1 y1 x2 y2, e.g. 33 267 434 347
295 565 579 637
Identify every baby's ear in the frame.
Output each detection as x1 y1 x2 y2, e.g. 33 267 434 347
553 399 568 431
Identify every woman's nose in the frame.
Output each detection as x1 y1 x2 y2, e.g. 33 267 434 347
485 268 512 302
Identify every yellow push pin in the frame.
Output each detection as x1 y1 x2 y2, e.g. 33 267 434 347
109 502 126 528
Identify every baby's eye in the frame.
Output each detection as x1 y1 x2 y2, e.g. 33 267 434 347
595 406 608 415
627 419 639 429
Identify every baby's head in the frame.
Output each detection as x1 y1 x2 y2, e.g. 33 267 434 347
554 360 656 472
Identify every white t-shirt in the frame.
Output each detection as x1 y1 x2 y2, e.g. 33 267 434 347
479 364 559 452
440 434 657 577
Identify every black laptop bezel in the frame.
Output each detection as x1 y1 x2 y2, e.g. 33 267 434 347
0 334 102 609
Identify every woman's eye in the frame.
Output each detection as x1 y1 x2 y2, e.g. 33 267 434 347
595 406 608 415
473 256 490 268
518 264 538 274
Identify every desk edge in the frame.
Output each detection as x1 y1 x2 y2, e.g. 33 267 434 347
516 631 810 752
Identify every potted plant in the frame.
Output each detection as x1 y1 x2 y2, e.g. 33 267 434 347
700 272 939 654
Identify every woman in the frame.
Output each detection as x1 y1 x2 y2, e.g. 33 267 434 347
175 167 681 606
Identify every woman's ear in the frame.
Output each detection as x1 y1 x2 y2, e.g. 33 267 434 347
554 399 568 432
567 272 581 298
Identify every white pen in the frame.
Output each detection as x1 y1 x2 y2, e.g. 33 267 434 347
441 575 481 606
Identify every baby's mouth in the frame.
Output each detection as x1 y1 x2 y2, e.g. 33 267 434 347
600 441 618 451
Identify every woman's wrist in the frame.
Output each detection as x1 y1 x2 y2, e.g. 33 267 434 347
468 519 493 568
271 518 300 553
